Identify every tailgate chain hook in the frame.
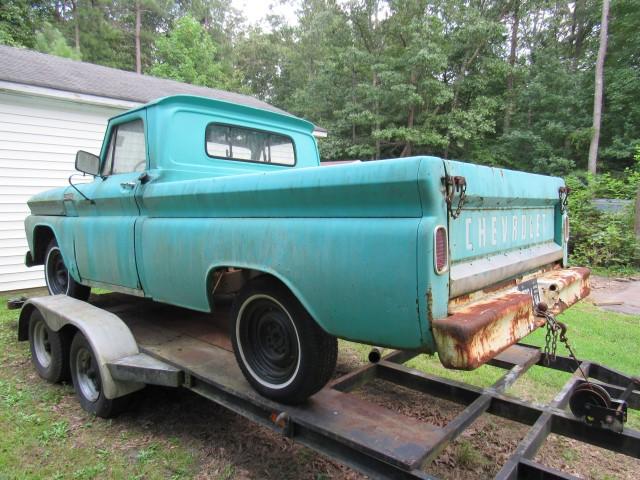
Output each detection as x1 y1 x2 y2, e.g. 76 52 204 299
559 186 570 214
444 175 467 219
536 302 587 380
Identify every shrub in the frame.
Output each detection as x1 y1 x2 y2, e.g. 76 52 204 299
566 152 640 271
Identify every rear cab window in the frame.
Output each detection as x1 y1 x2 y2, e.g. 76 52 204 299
102 119 147 175
205 124 296 166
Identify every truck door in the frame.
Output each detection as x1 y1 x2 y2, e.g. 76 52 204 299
72 116 146 290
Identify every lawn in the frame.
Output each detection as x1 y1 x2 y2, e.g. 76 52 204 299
0 292 638 479
0 294 197 480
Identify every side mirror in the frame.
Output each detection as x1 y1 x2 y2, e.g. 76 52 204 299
75 150 100 176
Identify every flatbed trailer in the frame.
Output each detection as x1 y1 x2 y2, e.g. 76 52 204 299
14 293 640 479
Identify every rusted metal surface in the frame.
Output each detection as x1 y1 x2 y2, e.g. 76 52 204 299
537 266 591 314
433 291 541 369
436 267 590 370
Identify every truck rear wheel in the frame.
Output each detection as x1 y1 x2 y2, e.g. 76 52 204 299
69 332 129 418
231 277 337 404
44 239 91 300
28 309 71 383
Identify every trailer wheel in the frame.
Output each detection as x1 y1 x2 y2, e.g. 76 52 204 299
45 239 91 300
69 332 129 418
28 309 70 383
231 277 337 404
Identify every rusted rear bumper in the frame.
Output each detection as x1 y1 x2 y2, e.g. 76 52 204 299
433 267 590 370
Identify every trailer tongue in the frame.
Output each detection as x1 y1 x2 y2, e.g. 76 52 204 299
15 293 640 479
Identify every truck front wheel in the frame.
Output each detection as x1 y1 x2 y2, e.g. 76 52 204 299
44 239 91 300
231 277 337 404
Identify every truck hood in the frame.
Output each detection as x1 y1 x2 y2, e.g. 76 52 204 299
27 186 68 216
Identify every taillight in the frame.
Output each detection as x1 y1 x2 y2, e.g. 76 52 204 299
434 226 449 274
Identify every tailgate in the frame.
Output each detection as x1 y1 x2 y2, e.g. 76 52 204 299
443 160 567 298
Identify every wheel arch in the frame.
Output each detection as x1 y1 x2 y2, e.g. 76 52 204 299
31 225 56 265
19 296 144 399
205 264 331 335
26 219 83 284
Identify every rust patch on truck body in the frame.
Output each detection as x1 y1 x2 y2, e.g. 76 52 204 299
434 267 590 370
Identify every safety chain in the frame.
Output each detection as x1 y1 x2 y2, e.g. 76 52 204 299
536 303 589 383
559 186 571 214
445 175 467 219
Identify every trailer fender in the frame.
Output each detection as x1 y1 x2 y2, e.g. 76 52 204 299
19 295 143 399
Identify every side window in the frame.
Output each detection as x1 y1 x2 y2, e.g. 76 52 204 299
205 124 296 166
102 119 146 176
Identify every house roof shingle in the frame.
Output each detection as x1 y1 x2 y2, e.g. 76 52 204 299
0 45 292 117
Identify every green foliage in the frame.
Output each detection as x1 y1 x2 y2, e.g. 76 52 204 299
565 161 640 270
149 15 235 89
34 22 81 60
0 1 51 48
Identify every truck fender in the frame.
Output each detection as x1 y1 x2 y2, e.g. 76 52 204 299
206 264 328 334
18 295 144 399
26 218 83 285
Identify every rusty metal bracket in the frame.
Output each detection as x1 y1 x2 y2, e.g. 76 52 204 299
444 175 467 219
271 411 294 437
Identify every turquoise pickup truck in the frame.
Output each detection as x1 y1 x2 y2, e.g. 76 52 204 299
24 95 589 404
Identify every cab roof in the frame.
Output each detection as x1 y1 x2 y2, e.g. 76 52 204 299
111 94 317 135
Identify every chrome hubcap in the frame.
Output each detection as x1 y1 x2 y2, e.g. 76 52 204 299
76 347 99 402
33 320 52 368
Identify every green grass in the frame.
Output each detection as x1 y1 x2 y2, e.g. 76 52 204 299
344 301 640 428
0 293 196 480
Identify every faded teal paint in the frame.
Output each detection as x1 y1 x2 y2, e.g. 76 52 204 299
442 160 567 267
25 94 569 352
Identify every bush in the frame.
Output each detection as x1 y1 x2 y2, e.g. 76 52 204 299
566 155 640 271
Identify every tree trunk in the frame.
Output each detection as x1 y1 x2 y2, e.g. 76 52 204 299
71 0 80 53
373 72 380 160
635 186 640 240
571 0 586 70
135 1 142 74
587 0 610 174
401 71 416 157
504 0 519 134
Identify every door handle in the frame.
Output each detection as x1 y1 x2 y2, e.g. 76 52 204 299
120 181 137 190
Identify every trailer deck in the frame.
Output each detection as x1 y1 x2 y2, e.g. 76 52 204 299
18 293 640 479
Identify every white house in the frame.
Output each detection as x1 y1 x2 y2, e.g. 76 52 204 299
0 45 322 292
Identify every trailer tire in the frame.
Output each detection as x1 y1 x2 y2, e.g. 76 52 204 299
44 239 91 300
28 309 71 383
69 332 130 418
231 277 337 404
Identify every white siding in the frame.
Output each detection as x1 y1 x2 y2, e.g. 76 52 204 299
0 91 125 292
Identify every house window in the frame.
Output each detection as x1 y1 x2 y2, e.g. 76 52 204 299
205 124 296 166
102 119 146 175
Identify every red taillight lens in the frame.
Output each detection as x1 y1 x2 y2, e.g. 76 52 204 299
434 226 448 274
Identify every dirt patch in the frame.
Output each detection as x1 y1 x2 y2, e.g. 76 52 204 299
588 275 640 315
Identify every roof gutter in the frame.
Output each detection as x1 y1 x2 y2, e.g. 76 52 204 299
0 80 140 110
